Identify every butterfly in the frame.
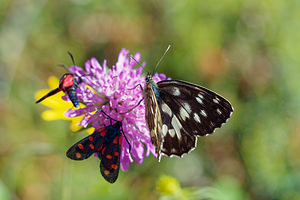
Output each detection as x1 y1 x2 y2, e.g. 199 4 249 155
66 110 130 183
36 73 83 107
143 73 233 161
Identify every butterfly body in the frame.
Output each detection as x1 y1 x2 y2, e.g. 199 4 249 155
144 73 233 160
143 77 163 159
67 121 123 183
36 73 82 107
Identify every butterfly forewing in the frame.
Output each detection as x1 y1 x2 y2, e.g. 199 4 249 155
66 127 107 160
158 80 233 137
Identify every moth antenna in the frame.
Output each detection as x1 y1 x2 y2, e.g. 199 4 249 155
58 63 70 71
68 51 76 65
152 44 171 75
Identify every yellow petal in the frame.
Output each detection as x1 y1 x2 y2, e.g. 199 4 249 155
48 76 59 89
42 110 69 121
157 175 181 195
86 127 95 135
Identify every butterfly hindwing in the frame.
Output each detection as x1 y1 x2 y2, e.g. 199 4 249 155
157 102 197 156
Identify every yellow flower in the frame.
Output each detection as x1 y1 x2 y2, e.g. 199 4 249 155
157 175 181 195
35 76 94 133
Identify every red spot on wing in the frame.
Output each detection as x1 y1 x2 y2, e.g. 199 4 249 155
111 164 118 170
88 136 93 141
76 152 82 158
100 129 107 137
97 127 105 133
101 146 106 154
113 136 119 144
104 170 110 175
114 152 119 156
78 143 84 150
106 155 112 159
119 136 122 146
97 145 103 151
89 144 95 150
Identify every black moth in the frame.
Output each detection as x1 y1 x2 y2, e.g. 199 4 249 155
143 73 233 161
66 111 128 183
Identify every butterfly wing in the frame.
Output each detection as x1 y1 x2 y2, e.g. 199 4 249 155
99 130 122 183
157 80 233 156
35 87 62 104
143 83 163 160
66 127 107 160
157 103 197 157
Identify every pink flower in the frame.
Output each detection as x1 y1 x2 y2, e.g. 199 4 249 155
64 49 167 171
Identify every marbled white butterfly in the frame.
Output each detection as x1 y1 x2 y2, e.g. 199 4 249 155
143 72 233 161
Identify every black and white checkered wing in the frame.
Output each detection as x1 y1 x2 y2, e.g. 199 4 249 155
157 80 233 156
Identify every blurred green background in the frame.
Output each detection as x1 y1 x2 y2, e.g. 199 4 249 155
1 0 300 199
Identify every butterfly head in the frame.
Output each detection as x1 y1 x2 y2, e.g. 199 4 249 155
145 72 153 83
114 121 122 128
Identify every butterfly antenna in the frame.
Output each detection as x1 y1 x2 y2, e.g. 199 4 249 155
129 55 143 68
152 44 171 75
68 51 76 65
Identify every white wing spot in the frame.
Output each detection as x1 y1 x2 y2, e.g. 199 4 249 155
161 103 172 117
183 103 192 114
171 148 178 153
162 124 168 136
217 108 222 115
171 116 182 139
198 93 204 99
172 87 181 96
169 129 176 137
201 110 207 117
213 98 219 104
194 113 201 123
180 107 190 121
196 97 203 104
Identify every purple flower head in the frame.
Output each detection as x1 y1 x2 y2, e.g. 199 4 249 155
63 49 167 171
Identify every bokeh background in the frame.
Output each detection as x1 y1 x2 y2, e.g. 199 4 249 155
1 0 300 199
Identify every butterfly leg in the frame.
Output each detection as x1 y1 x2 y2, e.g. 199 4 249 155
97 109 119 123
120 97 144 114
121 127 131 152
127 84 144 92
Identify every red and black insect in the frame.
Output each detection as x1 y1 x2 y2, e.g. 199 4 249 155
36 73 83 107
66 110 130 183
